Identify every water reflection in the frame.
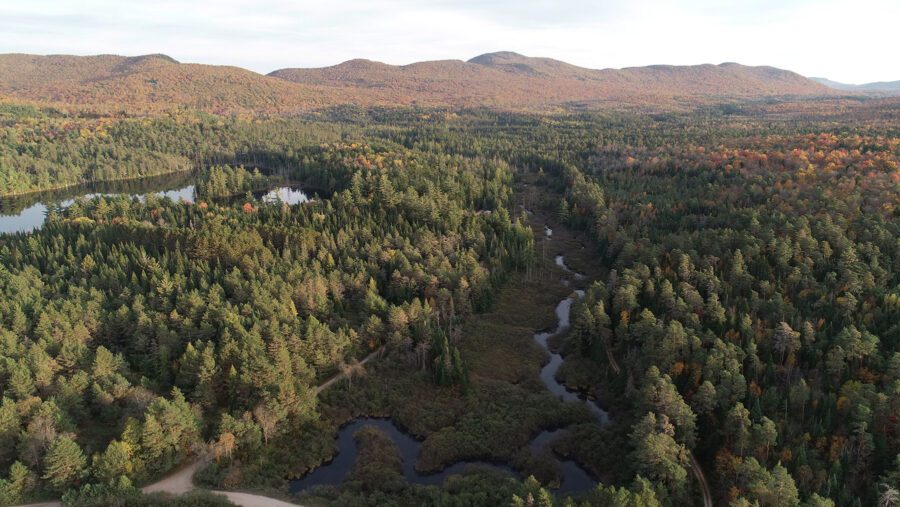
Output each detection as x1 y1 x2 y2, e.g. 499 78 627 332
529 428 597 494
534 288 609 423
261 186 312 205
290 417 596 496
0 173 197 234
0 172 317 234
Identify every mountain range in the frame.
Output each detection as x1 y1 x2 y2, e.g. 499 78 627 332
810 77 900 94
0 51 838 114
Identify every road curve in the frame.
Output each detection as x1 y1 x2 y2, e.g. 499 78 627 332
15 460 300 507
140 460 203 496
210 491 302 507
14 347 391 507
134 344 385 506
15 347 392 507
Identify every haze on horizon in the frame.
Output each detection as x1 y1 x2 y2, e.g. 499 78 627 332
1 0 897 84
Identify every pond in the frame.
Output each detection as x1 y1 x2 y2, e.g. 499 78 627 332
0 172 320 234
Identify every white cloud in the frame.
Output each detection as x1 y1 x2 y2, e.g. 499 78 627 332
0 0 896 83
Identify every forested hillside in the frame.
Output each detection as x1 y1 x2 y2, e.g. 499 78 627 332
0 52 832 115
0 98 897 506
555 129 900 506
0 54 340 114
0 104 346 196
272 52 829 110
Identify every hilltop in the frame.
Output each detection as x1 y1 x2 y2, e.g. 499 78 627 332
0 53 341 114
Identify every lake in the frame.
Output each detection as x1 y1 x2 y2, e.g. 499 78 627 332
0 172 319 234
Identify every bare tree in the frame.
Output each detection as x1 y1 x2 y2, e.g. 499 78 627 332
253 403 279 446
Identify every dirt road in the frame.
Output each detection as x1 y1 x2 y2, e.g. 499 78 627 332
15 347 392 507
140 460 204 496
15 347 395 507
16 460 300 507
603 335 709 506
210 491 303 507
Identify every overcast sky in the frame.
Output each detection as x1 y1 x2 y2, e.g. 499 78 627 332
1 0 897 84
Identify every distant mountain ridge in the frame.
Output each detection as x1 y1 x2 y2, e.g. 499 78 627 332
810 77 900 94
0 51 834 113
271 52 830 109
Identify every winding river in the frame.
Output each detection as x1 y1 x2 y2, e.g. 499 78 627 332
289 418 516 494
291 226 608 497
538 255 608 424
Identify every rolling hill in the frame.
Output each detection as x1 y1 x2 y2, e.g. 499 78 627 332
810 77 900 94
0 53 346 114
271 52 832 110
0 51 834 114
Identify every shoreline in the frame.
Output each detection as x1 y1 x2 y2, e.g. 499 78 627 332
0 167 196 199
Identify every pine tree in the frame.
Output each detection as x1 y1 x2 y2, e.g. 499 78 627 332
42 436 86 490
140 415 166 463
93 440 134 482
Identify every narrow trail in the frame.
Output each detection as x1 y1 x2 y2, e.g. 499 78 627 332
314 347 384 394
17 193 713 507
604 347 621 375
602 334 621 375
140 460 203 497
14 348 385 507
600 303 711 506
690 451 714 507
603 328 711 507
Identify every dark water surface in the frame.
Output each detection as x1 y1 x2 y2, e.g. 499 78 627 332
289 418 515 494
0 172 316 234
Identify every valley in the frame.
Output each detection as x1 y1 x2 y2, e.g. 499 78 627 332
0 47 897 507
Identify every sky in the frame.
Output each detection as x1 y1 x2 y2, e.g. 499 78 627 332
1 0 898 84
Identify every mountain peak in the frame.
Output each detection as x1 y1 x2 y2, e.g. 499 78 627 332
466 51 587 78
135 53 179 64
334 58 388 68
467 51 527 65
112 54 179 73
